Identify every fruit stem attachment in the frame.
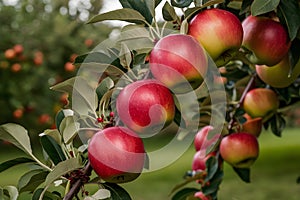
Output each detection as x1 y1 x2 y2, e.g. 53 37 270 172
63 161 92 200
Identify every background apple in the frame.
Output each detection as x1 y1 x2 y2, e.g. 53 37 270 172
241 114 262 137
243 88 279 121
242 15 291 66
256 54 300 88
194 125 221 151
149 34 207 93
116 79 175 135
88 126 146 183
220 132 259 168
188 8 243 67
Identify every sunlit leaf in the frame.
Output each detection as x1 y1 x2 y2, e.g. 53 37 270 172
162 1 179 21
1 186 18 200
251 0 280 16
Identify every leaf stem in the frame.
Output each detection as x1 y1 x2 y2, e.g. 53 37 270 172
29 153 52 171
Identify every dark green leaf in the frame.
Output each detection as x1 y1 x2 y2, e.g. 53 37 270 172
87 8 147 24
119 0 154 24
270 113 286 137
297 176 300 184
202 169 223 196
162 1 179 21
289 37 300 69
205 156 218 181
0 157 34 173
251 0 280 16
171 188 198 200
155 0 163 7
103 182 132 200
55 109 74 134
240 0 254 14
277 0 300 40
171 0 193 8
18 169 48 192
32 188 61 200
40 135 66 165
233 167 250 183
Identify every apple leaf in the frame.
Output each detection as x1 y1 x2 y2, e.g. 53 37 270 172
289 38 300 68
205 156 219 181
119 42 132 68
277 0 300 40
233 167 250 183
171 188 198 200
171 0 193 8
96 77 114 101
0 123 32 155
0 157 34 173
18 169 48 192
87 8 147 25
269 113 286 137
103 183 132 200
40 134 66 165
251 0 280 16
59 116 80 144
32 188 61 200
240 0 253 14
202 169 223 197
88 189 111 200
0 186 18 200
162 1 179 22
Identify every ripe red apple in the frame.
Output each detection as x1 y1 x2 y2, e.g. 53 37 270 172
116 79 175 135
192 149 217 171
88 127 146 183
220 132 259 168
188 8 243 67
242 15 291 66
241 114 262 137
194 125 221 151
4 49 16 59
13 108 23 119
11 63 22 72
64 62 76 72
256 54 300 88
13 44 24 55
33 51 44 66
149 34 207 93
243 88 279 121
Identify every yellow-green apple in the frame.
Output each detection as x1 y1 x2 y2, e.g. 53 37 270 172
220 132 259 168
194 125 221 151
116 79 175 135
149 34 207 93
192 149 217 171
188 8 243 67
243 88 279 121
241 114 262 137
88 127 146 183
242 15 291 66
256 54 300 88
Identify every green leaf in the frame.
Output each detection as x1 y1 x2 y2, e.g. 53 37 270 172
103 183 132 200
270 113 286 137
18 169 48 192
96 77 115 101
0 157 34 173
202 169 223 196
119 0 154 24
59 116 80 144
162 1 179 21
277 0 300 40
233 167 250 183
2 186 18 200
40 135 66 165
43 129 62 145
0 123 32 155
45 158 82 186
171 0 193 8
90 189 111 200
119 42 132 68
205 156 218 181
171 188 198 200
87 8 147 24
55 109 74 134
251 0 280 16
32 188 61 200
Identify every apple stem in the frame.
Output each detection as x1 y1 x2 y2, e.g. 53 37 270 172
227 74 256 132
63 161 92 200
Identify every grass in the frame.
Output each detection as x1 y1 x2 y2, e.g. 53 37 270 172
0 128 300 199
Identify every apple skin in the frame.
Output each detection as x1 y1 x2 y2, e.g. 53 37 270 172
149 34 207 93
88 127 146 183
116 79 175 135
194 191 211 200
192 149 217 171
220 132 259 168
243 88 279 121
188 8 243 67
256 54 300 88
241 114 262 137
242 15 291 66
194 125 221 151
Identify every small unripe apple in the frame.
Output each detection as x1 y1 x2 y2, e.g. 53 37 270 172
188 8 243 67
192 149 216 171
116 79 175 135
241 114 262 137
256 54 300 88
149 34 207 93
194 126 221 151
242 15 291 66
88 127 146 183
220 132 259 168
243 88 279 121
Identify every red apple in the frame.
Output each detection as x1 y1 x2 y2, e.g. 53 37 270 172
149 34 207 93
13 108 23 119
4 49 16 59
11 63 22 72
116 79 175 135
194 125 221 151
242 15 291 66
194 191 211 200
188 8 243 67
256 54 300 88
220 132 259 168
64 62 76 72
192 149 216 171
88 126 146 183
13 44 24 55
243 88 279 121
241 114 262 137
